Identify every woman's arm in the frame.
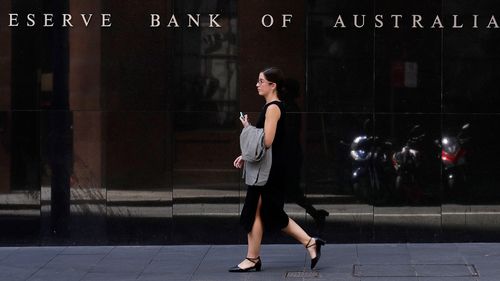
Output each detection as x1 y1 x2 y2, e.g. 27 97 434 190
263 104 281 148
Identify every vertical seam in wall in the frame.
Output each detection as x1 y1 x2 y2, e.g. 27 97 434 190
304 0 309 221
440 0 445 230
372 0 377 229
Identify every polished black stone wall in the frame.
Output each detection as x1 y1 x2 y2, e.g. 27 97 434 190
1 0 500 245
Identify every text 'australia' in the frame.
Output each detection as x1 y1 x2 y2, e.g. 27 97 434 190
332 14 500 29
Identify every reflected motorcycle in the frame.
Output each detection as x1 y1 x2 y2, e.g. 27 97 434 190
436 123 470 192
344 120 393 202
392 125 426 202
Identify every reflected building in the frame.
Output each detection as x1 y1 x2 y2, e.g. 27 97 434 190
1 0 500 245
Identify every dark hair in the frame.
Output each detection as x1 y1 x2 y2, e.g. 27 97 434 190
261 67 286 99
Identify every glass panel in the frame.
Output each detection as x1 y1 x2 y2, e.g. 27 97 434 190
172 112 240 243
374 0 442 113
172 60 238 128
172 0 238 118
304 113 375 242
307 1 374 112
441 114 500 239
443 0 500 113
168 0 240 244
100 0 170 111
97 0 174 243
441 114 500 204
38 111 107 244
0 2 11 111
104 111 172 244
0 111 41 245
374 114 442 205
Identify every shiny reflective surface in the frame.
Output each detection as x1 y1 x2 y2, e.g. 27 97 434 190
1 0 500 245
443 1 500 114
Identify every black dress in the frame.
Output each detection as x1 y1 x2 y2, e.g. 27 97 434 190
240 100 289 233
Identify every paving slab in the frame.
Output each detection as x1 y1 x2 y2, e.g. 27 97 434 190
0 243 498 281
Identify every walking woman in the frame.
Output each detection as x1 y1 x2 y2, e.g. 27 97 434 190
229 67 325 272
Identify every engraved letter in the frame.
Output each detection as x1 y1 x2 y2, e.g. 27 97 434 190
487 15 499 28
282 14 292 27
167 14 179 27
431 15 444 28
27 14 35 27
188 14 200 27
333 15 346 28
102 14 112 27
412 15 423 28
375 14 384 28
209 14 221 27
353 14 365 28
452 15 463 28
62 14 73 27
82 14 93 27
9 13 19 27
391 14 402 28
261 14 274 27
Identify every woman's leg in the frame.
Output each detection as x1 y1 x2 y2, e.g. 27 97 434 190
238 195 263 268
281 218 317 259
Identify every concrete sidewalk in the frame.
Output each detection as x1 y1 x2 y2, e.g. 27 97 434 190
0 243 499 281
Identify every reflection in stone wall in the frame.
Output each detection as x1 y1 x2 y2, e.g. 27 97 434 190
1 0 500 245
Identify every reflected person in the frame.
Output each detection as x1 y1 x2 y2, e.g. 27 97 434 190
230 67 325 272
283 78 329 233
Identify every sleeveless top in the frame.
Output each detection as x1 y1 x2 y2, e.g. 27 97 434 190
255 100 286 185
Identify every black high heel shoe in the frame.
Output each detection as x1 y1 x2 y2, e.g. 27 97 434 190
228 257 262 272
306 237 326 269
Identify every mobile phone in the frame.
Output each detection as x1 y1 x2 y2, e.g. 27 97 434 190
240 112 244 119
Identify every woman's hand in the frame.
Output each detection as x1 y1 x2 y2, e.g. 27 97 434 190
233 155 244 169
239 114 250 128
